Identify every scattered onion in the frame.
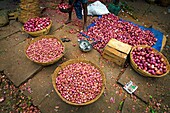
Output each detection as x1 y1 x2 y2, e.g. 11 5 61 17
79 14 157 53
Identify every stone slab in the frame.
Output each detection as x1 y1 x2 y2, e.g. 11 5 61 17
0 21 22 40
23 62 64 106
122 97 146 113
0 31 27 51
0 40 42 86
118 65 170 105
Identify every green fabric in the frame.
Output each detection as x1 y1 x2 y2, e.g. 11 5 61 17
108 4 121 16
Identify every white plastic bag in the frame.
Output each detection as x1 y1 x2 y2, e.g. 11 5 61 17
87 1 110 16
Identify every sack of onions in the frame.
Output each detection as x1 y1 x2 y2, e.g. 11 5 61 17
58 3 71 13
130 45 169 77
22 17 52 37
25 35 65 66
52 59 106 105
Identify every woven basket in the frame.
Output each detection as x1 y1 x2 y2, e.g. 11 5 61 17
25 35 65 66
130 45 170 78
22 20 52 37
52 59 106 106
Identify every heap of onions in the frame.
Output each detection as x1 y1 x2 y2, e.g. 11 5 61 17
23 17 51 32
79 14 157 53
58 3 70 10
56 62 103 104
26 38 64 63
132 47 167 75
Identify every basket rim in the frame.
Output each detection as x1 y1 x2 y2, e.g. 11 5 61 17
130 45 170 78
22 20 52 34
52 59 106 106
59 7 71 13
25 35 65 66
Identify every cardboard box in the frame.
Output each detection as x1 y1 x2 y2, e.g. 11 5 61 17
102 38 132 66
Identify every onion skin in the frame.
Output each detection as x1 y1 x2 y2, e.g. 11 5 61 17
26 38 64 63
56 62 103 104
132 47 167 75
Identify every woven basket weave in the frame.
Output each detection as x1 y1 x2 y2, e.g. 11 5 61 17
130 45 170 78
52 59 106 106
25 35 65 66
22 20 52 37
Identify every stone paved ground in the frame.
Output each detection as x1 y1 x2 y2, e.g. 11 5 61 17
0 0 170 113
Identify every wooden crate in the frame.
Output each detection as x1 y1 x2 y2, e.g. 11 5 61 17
102 38 132 66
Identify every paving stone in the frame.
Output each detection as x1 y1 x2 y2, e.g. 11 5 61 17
0 21 22 40
122 97 146 113
0 40 42 86
23 62 64 106
118 65 170 105
0 31 27 51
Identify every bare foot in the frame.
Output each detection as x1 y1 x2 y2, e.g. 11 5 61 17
65 19 72 24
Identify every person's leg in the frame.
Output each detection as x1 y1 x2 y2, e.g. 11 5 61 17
82 3 87 31
65 0 73 24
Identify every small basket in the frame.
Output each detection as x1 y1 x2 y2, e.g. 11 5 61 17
130 45 170 78
52 59 106 106
58 3 71 13
25 35 65 66
22 20 52 37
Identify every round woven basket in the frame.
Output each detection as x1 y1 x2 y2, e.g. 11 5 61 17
52 59 106 106
25 35 65 66
130 45 170 78
22 20 52 37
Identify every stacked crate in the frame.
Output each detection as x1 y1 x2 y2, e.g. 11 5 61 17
18 0 40 23
102 38 132 67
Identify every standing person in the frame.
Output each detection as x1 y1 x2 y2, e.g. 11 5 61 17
61 0 88 31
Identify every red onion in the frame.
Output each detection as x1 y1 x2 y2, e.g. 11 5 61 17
78 14 157 53
58 3 70 10
132 47 167 75
26 38 64 63
56 62 103 104
24 17 51 32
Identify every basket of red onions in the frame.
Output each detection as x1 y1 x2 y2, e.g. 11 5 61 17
52 59 106 105
22 17 52 37
25 35 65 66
58 3 71 13
130 45 169 77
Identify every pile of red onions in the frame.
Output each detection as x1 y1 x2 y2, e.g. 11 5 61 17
132 47 167 75
56 62 103 104
26 38 64 63
79 14 157 53
24 17 51 32
58 3 70 10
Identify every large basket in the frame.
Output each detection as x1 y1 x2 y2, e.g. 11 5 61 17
52 59 106 106
25 35 65 66
130 45 170 78
22 20 52 37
